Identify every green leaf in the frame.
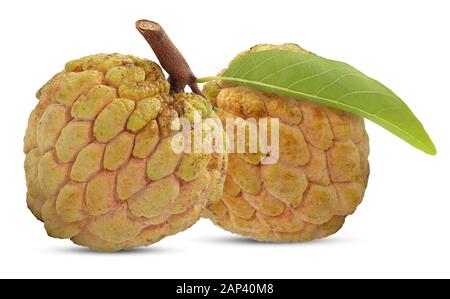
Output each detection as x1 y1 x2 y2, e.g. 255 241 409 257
197 49 436 155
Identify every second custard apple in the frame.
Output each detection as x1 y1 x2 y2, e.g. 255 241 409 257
203 44 370 242
24 53 227 251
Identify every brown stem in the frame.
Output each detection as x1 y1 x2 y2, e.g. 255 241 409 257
136 19 202 96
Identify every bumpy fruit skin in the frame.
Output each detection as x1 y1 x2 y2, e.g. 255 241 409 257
202 44 370 242
24 53 226 251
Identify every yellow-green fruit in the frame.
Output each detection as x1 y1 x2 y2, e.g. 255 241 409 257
202 44 369 242
24 53 227 251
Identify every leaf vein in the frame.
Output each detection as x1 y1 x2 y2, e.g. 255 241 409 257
315 73 367 96
236 53 284 77
336 90 400 102
259 59 316 82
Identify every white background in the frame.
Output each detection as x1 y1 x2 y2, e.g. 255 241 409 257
0 0 449 279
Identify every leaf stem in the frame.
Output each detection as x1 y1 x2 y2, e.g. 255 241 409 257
196 76 221 83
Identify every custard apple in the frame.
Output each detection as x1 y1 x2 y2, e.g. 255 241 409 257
203 44 369 241
24 53 227 251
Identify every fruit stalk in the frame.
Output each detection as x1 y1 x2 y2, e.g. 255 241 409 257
136 19 202 95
